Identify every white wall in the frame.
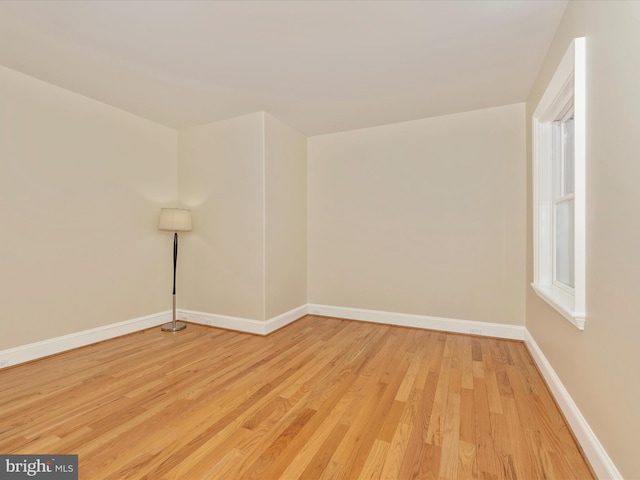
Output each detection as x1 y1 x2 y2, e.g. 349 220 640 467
178 113 266 320
526 1 640 477
178 112 307 321
308 104 526 325
0 65 177 350
264 113 308 319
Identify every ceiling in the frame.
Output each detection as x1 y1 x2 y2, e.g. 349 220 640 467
0 0 567 136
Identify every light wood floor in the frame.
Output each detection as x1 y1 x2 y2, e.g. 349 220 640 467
0 316 594 479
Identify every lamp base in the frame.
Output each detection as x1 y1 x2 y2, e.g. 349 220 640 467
161 321 187 332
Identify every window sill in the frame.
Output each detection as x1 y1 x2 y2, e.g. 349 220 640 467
531 283 585 330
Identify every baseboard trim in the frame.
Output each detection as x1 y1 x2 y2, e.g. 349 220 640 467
307 304 526 340
524 330 622 480
179 304 308 336
0 311 171 369
265 305 309 333
0 305 522 369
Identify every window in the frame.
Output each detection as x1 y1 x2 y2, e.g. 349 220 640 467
553 109 575 290
532 38 585 330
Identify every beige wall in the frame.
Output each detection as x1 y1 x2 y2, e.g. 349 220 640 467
178 112 307 321
264 113 307 319
526 2 640 477
308 104 526 325
178 113 266 320
0 65 177 350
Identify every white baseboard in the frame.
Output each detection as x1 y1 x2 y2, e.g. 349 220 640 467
265 305 309 333
524 330 622 480
0 311 171 369
307 304 526 340
179 304 308 335
0 305 522 369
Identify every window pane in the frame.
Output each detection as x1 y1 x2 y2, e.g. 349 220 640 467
552 121 562 199
554 198 575 288
563 117 575 195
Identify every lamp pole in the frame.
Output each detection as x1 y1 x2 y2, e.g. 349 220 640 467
163 231 186 332
158 208 191 332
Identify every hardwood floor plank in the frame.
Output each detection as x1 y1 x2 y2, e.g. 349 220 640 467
379 421 411 479
417 443 441 480
437 391 461 479
460 336 475 390
472 377 500 480
357 439 389 480
502 396 538 479
377 399 406 444
318 460 344 480
241 407 317 479
458 440 478 480
296 423 349 480
425 355 451 446
395 353 421 402
331 382 390 478
396 389 431 478
0 316 595 479
460 387 476 445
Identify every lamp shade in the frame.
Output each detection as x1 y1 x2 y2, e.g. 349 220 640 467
158 208 192 232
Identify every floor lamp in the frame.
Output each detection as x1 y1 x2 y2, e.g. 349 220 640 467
158 208 192 332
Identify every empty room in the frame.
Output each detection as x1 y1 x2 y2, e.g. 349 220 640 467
0 1 638 478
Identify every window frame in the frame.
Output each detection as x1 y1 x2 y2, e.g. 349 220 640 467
532 37 586 330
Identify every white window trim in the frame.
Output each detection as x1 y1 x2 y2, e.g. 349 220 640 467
532 38 586 330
